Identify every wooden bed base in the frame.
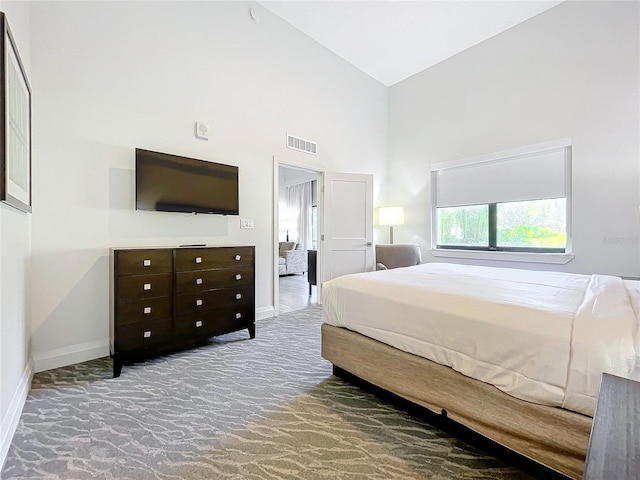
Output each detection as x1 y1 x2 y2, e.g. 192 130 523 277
321 324 593 480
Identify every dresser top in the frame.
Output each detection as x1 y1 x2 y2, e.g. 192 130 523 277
111 245 254 252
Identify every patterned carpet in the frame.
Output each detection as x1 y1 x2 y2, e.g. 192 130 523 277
2 306 532 479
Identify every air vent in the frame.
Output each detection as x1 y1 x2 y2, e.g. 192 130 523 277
287 134 317 155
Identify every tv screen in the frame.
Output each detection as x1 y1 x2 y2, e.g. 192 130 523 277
135 149 239 215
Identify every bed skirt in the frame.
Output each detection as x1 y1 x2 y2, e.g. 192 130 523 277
321 323 592 480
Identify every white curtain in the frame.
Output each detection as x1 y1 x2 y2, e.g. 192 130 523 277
286 181 313 250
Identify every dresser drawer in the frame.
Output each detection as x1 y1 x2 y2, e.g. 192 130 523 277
117 273 172 301
116 318 172 353
175 285 254 316
117 296 172 325
175 247 254 272
175 266 254 293
174 305 253 339
116 249 172 275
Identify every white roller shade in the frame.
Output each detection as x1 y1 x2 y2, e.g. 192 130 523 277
434 145 569 208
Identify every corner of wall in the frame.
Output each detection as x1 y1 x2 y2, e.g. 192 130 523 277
33 340 109 374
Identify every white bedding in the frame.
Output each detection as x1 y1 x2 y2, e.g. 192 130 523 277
321 262 640 416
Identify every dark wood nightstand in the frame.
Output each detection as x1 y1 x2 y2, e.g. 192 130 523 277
583 373 640 479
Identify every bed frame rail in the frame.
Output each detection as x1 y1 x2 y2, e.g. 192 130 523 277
321 323 592 480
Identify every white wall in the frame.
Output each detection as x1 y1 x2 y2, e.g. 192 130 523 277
0 1 33 470
388 1 640 277
28 1 388 371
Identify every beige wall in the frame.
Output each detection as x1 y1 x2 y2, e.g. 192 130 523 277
0 1 32 470
388 1 640 276
28 1 388 371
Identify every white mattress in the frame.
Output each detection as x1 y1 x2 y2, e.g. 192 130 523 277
321 262 640 416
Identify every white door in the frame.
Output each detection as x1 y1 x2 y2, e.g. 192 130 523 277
321 172 374 284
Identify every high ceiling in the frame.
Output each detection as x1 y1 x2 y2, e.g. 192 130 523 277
259 1 564 86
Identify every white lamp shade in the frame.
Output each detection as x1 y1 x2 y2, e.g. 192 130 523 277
280 219 297 231
378 206 404 226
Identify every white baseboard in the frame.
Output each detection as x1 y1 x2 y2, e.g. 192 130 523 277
256 306 275 320
33 339 110 373
32 310 276 373
0 358 33 473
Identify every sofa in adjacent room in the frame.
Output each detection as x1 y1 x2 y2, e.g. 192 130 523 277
278 242 308 275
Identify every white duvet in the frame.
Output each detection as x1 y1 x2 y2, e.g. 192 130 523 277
321 262 640 416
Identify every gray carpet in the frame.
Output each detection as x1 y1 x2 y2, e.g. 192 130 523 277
2 306 532 479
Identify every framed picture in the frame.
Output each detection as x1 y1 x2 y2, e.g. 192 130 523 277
0 12 31 213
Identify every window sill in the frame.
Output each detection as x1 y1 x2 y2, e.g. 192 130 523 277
430 248 575 265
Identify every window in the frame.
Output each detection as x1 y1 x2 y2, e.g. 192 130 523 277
311 205 318 250
497 198 566 250
437 204 488 248
431 139 572 257
437 198 566 252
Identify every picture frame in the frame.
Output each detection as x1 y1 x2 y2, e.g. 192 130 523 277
0 12 31 213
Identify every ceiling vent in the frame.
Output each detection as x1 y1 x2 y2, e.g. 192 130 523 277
287 134 317 155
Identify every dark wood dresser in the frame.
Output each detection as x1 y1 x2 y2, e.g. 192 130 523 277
110 245 255 377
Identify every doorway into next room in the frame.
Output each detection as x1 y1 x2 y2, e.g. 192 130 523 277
278 164 319 314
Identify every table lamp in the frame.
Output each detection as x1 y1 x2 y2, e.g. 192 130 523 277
378 206 404 244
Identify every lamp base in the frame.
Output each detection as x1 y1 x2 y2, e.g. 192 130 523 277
389 226 394 244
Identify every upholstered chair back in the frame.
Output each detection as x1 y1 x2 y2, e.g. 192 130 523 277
375 244 422 270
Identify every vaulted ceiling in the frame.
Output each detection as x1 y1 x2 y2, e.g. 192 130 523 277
259 1 564 86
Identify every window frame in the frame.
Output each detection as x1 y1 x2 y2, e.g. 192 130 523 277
430 139 573 264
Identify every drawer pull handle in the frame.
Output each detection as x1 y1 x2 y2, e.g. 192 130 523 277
143 259 151 267
143 283 152 291
143 330 152 338
235 255 241 261
196 299 203 306
235 312 242 319
196 278 203 285
195 320 203 328
195 257 202 264
235 274 242 280
235 293 242 300
143 306 152 314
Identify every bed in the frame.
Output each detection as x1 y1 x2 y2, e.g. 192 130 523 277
321 262 640 479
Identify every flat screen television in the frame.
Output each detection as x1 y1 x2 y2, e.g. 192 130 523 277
135 149 239 215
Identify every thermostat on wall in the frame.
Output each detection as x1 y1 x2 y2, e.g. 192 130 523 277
195 121 210 140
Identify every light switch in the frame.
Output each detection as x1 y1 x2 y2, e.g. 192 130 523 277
240 219 254 229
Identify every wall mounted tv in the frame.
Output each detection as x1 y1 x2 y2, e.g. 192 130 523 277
135 149 239 215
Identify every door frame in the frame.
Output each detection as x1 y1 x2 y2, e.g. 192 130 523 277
272 156 325 317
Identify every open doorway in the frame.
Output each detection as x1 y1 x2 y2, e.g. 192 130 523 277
274 161 322 315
